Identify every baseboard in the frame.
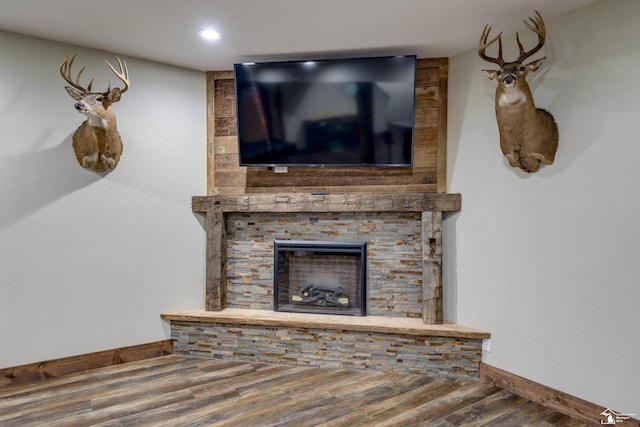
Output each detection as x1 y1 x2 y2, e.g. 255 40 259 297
480 362 639 426
0 339 173 387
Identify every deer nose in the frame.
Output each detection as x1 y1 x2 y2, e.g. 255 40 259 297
504 74 515 84
74 102 83 110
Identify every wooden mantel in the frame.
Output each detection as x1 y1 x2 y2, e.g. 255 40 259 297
192 192 461 214
192 192 461 324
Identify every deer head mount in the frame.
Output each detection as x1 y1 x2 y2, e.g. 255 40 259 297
479 11 559 173
60 54 130 172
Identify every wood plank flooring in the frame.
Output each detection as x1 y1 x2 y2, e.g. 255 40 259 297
0 355 588 426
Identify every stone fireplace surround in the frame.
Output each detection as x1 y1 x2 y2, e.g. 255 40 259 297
194 192 461 323
162 192 491 378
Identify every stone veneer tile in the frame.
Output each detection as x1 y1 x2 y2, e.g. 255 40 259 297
171 321 483 379
225 212 423 317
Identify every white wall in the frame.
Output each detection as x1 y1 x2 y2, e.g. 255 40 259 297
446 0 640 415
0 31 206 367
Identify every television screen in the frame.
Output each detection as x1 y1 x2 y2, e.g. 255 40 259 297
234 55 416 167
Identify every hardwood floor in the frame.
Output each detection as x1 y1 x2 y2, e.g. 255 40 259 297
0 355 588 426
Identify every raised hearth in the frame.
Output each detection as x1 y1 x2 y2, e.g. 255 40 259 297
162 308 490 378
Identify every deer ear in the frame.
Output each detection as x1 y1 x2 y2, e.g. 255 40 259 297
482 69 498 81
107 88 122 103
526 57 546 72
65 86 84 101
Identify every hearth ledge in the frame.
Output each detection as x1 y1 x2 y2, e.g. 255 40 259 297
161 308 490 340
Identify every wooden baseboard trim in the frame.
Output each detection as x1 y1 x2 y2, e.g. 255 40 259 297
480 362 639 426
0 340 173 387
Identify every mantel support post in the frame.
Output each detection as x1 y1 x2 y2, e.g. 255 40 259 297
205 210 227 311
422 211 443 324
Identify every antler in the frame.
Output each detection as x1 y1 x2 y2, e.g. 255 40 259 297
478 10 547 66
59 53 95 93
478 25 505 66
105 57 130 95
60 54 129 95
515 11 546 64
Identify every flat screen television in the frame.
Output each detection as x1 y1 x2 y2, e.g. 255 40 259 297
234 55 416 167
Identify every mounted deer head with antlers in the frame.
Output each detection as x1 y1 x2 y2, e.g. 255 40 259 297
479 11 559 173
60 54 130 172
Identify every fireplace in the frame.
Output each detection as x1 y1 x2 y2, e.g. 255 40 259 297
273 240 366 316
192 192 461 323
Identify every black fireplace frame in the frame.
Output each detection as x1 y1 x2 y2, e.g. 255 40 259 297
273 239 367 316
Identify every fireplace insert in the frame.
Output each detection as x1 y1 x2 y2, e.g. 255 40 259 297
273 240 366 316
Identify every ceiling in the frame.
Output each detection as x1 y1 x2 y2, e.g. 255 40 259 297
0 0 596 72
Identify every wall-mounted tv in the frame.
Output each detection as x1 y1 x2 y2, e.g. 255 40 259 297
234 55 416 167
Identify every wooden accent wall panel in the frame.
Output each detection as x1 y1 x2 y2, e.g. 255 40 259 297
207 58 448 195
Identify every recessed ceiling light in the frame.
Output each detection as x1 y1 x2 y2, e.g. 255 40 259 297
200 29 221 41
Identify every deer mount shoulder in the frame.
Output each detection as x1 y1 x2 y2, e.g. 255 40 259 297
479 11 559 173
60 54 130 172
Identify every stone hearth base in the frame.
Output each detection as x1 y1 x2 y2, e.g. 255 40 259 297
162 309 490 378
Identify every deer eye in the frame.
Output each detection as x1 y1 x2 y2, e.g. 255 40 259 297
96 96 103 102
496 70 502 76
519 66 525 72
